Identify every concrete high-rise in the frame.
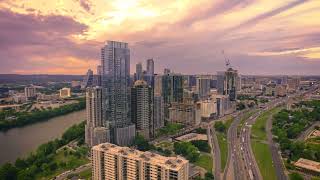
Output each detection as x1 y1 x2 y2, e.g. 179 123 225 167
216 71 225 94
24 86 36 99
92 143 189 180
154 75 163 96
135 62 143 81
131 80 153 139
196 77 211 100
101 40 135 146
82 69 94 89
85 87 110 147
153 95 164 131
146 58 154 75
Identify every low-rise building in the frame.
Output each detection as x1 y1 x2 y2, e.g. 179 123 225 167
13 94 27 103
92 143 189 180
175 133 207 142
294 158 320 176
59 88 71 98
275 84 287 97
37 93 59 101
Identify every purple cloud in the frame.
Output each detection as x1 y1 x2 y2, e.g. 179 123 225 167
0 9 99 74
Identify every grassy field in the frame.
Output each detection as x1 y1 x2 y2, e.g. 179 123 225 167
216 133 228 171
251 140 277 180
214 117 234 172
250 107 281 180
194 154 213 172
251 108 281 140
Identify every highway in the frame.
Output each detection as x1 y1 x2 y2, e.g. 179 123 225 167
239 111 263 180
223 113 246 180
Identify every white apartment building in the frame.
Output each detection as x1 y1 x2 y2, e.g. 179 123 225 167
92 143 189 180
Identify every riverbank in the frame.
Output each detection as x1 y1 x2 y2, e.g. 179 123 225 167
0 121 89 180
0 98 85 131
0 110 86 165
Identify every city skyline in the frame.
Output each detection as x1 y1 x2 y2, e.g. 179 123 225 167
0 1 320 75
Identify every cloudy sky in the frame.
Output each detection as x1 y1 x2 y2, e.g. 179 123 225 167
0 0 319 75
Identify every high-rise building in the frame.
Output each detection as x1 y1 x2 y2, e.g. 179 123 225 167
24 86 36 99
216 71 225 94
135 62 143 81
168 102 201 126
101 41 135 146
196 77 211 100
97 65 103 76
212 94 235 117
85 87 110 147
146 58 154 75
154 75 163 96
153 95 165 131
59 87 71 98
131 80 153 139
82 69 94 89
92 143 189 180
162 74 184 104
224 68 238 101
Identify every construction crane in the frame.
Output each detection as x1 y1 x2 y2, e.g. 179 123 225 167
222 50 231 69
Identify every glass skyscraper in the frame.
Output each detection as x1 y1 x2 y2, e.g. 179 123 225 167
101 41 135 146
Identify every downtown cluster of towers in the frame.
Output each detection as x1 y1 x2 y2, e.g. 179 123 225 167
85 40 239 148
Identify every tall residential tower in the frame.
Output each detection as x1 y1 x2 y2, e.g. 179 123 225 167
101 41 135 146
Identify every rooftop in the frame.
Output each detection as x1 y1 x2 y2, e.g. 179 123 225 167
92 143 188 171
294 158 320 173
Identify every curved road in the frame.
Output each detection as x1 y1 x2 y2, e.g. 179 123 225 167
266 116 288 180
208 125 221 180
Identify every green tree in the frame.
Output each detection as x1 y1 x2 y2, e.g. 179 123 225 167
289 173 303 180
173 142 200 162
0 163 18 180
191 140 211 153
133 135 152 151
214 122 226 133
205 172 214 180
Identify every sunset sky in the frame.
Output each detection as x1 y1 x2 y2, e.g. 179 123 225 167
0 0 319 75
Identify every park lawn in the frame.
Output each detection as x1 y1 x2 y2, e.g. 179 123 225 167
251 107 281 141
37 148 89 180
216 132 228 172
250 107 282 180
156 141 174 150
194 154 213 173
251 140 277 180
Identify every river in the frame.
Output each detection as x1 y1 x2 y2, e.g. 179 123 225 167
0 110 86 165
